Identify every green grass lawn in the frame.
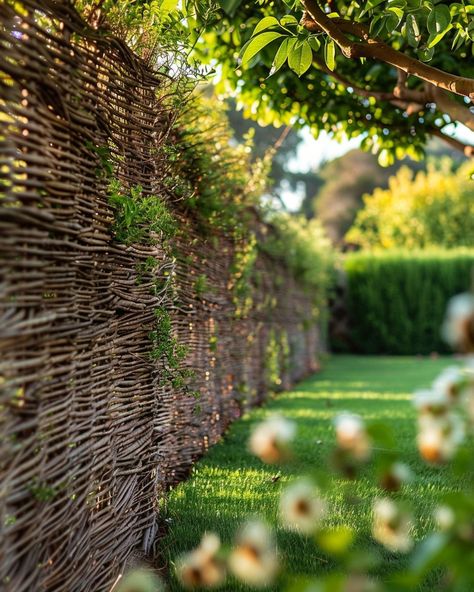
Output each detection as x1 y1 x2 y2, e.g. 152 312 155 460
162 355 464 590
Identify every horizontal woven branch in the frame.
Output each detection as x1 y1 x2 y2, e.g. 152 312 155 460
0 2 324 590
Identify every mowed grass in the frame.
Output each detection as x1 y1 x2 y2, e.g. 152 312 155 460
162 355 465 590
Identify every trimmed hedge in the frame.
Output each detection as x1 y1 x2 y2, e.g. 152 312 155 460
337 250 474 355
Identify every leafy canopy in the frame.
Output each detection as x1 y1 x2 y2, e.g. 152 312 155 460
189 0 474 163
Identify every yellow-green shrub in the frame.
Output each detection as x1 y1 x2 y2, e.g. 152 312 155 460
346 162 474 250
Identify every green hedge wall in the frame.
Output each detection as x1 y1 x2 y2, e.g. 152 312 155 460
338 250 474 355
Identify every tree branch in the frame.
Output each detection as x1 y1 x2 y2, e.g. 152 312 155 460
430 128 474 157
310 56 474 155
301 0 474 99
312 55 396 100
428 87 474 132
312 55 426 115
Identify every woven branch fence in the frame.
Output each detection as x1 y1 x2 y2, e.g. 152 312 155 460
0 2 324 590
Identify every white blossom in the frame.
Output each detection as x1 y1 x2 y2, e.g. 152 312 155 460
372 498 413 553
249 415 296 464
432 366 465 401
442 293 474 352
434 505 456 531
228 520 278 587
176 533 225 589
334 413 371 460
413 388 450 414
279 479 326 534
417 412 465 464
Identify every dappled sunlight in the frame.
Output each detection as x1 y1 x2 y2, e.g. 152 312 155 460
282 390 411 401
164 356 471 591
283 409 334 420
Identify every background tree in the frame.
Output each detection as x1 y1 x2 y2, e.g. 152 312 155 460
190 0 474 163
305 139 465 243
225 100 325 207
345 160 474 249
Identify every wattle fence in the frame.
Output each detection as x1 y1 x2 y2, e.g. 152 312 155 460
0 2 325 591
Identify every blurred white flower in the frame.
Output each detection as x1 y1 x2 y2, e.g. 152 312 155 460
334 413 371 460
176 532 225 589
432 366 465 402
372 498 413 553
417 412 465 464
249 415 296 464
228 520 278 587
279 479 326 534
380 462 413 492
442 293 474 352
434 505 456 531
413 389 450 414
116 569 164 592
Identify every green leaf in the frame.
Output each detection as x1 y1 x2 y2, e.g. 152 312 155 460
385 6 404 30
360 0 386 18
252 16 280 36
451 27 465 51
269 37 292 76
427 4 451 35
308 36 321 52
418 45 434 61
406 14 421 47
324 37 336 71
468 20 474 42
370 14 387 37
288 39 313 76
217 0 242 17
160 0 179 14
280 15 298 26
427 24 452 48
241 31 285 66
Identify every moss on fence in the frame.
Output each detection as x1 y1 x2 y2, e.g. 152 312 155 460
0 3 334 592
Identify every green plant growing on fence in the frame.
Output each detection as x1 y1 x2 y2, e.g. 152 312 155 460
4 514 16 527
172 98 269 237
76 0 206 68
230 232 258 319
85 141 114 179
109 181 176 245
261 213 336 313
149 307 193 390
165 95 334 316
264 329 289 390
28 480 58 503
280 330 290 373
135 257 159 286
150 307 187 368
163 173 195 201
194 274 209 297
209 335 218 353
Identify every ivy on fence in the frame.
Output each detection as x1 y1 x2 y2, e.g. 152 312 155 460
0 2 333 591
